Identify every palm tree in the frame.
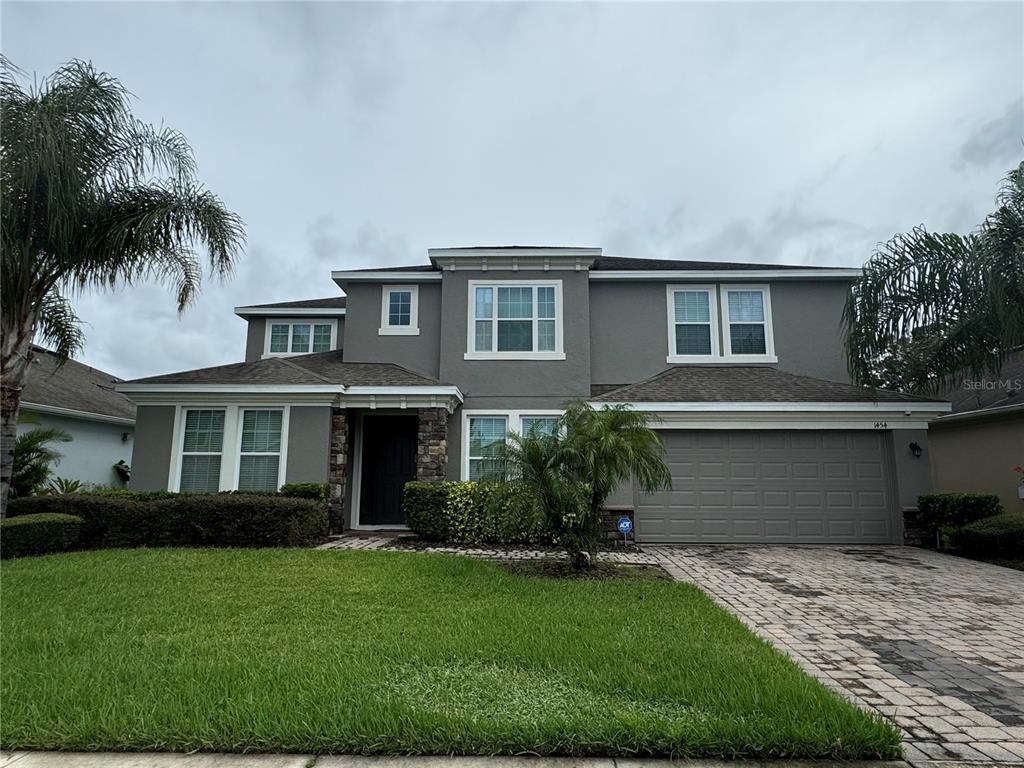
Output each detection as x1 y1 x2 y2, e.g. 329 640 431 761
844 161 1024 394
11 426 71 499
502 402 671 567
0 58 245 513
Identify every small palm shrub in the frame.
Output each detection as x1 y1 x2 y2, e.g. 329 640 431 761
10 426 71 498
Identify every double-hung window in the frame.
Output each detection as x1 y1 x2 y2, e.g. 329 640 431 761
266 320 335 355
464 412 562 480
665 284 775 362
721 286 774 359
379 285 419 335
179 409 225 492
468 281 563 359
467 416 507 481
237 409 284 491
174 406 288 493
666 285 718 362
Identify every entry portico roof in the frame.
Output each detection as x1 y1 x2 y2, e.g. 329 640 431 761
116 351 463 412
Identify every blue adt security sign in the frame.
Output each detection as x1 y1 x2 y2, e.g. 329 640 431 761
617 516 633 535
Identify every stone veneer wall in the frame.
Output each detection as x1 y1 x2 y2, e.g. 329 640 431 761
416 408 448 481
328 407 349 533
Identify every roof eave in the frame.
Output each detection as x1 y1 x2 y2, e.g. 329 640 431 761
233 307 346 318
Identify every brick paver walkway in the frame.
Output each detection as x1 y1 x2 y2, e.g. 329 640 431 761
320 536 1024 764
648 546 1024 765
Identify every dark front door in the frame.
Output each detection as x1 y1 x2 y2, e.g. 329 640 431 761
360 415 418 526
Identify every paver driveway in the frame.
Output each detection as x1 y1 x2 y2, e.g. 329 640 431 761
649 546 1024 765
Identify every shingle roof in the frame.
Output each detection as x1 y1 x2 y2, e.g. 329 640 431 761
594 366 942 404
22 347 136 421
591 255 845 271
237 296 347 310
333 255 849 274
938 352 1024 414
123 350 442 387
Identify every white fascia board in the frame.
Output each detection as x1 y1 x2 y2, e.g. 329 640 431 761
21 402 136 426
590 401 952 413
344 385 464 401
116 384 345 395
332 271 442 283
428 247 602 260
234 307 346 317
589 269 862 280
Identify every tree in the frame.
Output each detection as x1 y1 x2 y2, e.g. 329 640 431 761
0 58 245 513
501 402 671 568
844 161 1024 394
10 426 70 499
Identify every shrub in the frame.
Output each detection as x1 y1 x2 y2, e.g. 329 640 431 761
403 481 555 547
5 493 326 549
917 493 1002 535
404 481 453 541
951 513 1024 558
279 483 328 502
148 494 327 547
1 513 83 559
81 488 179 502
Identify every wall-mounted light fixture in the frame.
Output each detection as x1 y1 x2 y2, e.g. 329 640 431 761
909 441 923 459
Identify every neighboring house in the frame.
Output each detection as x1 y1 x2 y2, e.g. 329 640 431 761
929 352 1024 510
19 346 136 487
117 246 951 544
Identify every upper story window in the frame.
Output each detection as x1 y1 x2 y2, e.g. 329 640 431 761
265 320 336 357
466 280 565 360
666 285 719 362
665 283 776 363
379 285 419 336
720 285 775 360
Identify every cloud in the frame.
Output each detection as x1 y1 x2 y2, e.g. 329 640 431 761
955 98 1024 171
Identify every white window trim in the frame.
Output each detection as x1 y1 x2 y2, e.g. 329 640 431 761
460 409 562 480
263 319 338 358
379 285 420 336
233 407 290 492
169 405 290 492
720 284 777 362
665 284 720 363
464 280 565 360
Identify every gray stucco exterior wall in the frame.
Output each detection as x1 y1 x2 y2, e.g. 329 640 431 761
770 280 851 383
438 270 591 400
285 406 331 484
588 279 854 387
244 318 265 362
891 428 934 510
129 405 176 491
342 282 441 378
244 316 346 363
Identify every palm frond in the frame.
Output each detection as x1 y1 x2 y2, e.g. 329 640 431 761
37 290 85 360
844 161 1024 394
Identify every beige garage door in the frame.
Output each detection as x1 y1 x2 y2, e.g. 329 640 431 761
636 430 897 543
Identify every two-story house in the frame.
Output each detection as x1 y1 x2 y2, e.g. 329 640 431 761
117 247 950 544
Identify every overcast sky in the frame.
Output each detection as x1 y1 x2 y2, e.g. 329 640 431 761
4 1 1022 379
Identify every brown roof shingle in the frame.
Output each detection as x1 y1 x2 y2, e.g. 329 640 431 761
22 347 136 421
123 350 442 387
594 366 942 404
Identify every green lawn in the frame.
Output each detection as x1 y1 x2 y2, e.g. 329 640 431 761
0 549 900 758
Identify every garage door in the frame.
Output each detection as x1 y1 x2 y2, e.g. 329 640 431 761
636 430 897 543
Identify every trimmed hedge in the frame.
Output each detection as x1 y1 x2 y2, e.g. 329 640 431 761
951 513 1024 558
1 513 83 559
917 493 1002 534
403 481 551 546
5 493 326 549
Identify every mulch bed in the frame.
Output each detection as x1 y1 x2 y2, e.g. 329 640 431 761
500 560 671 581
